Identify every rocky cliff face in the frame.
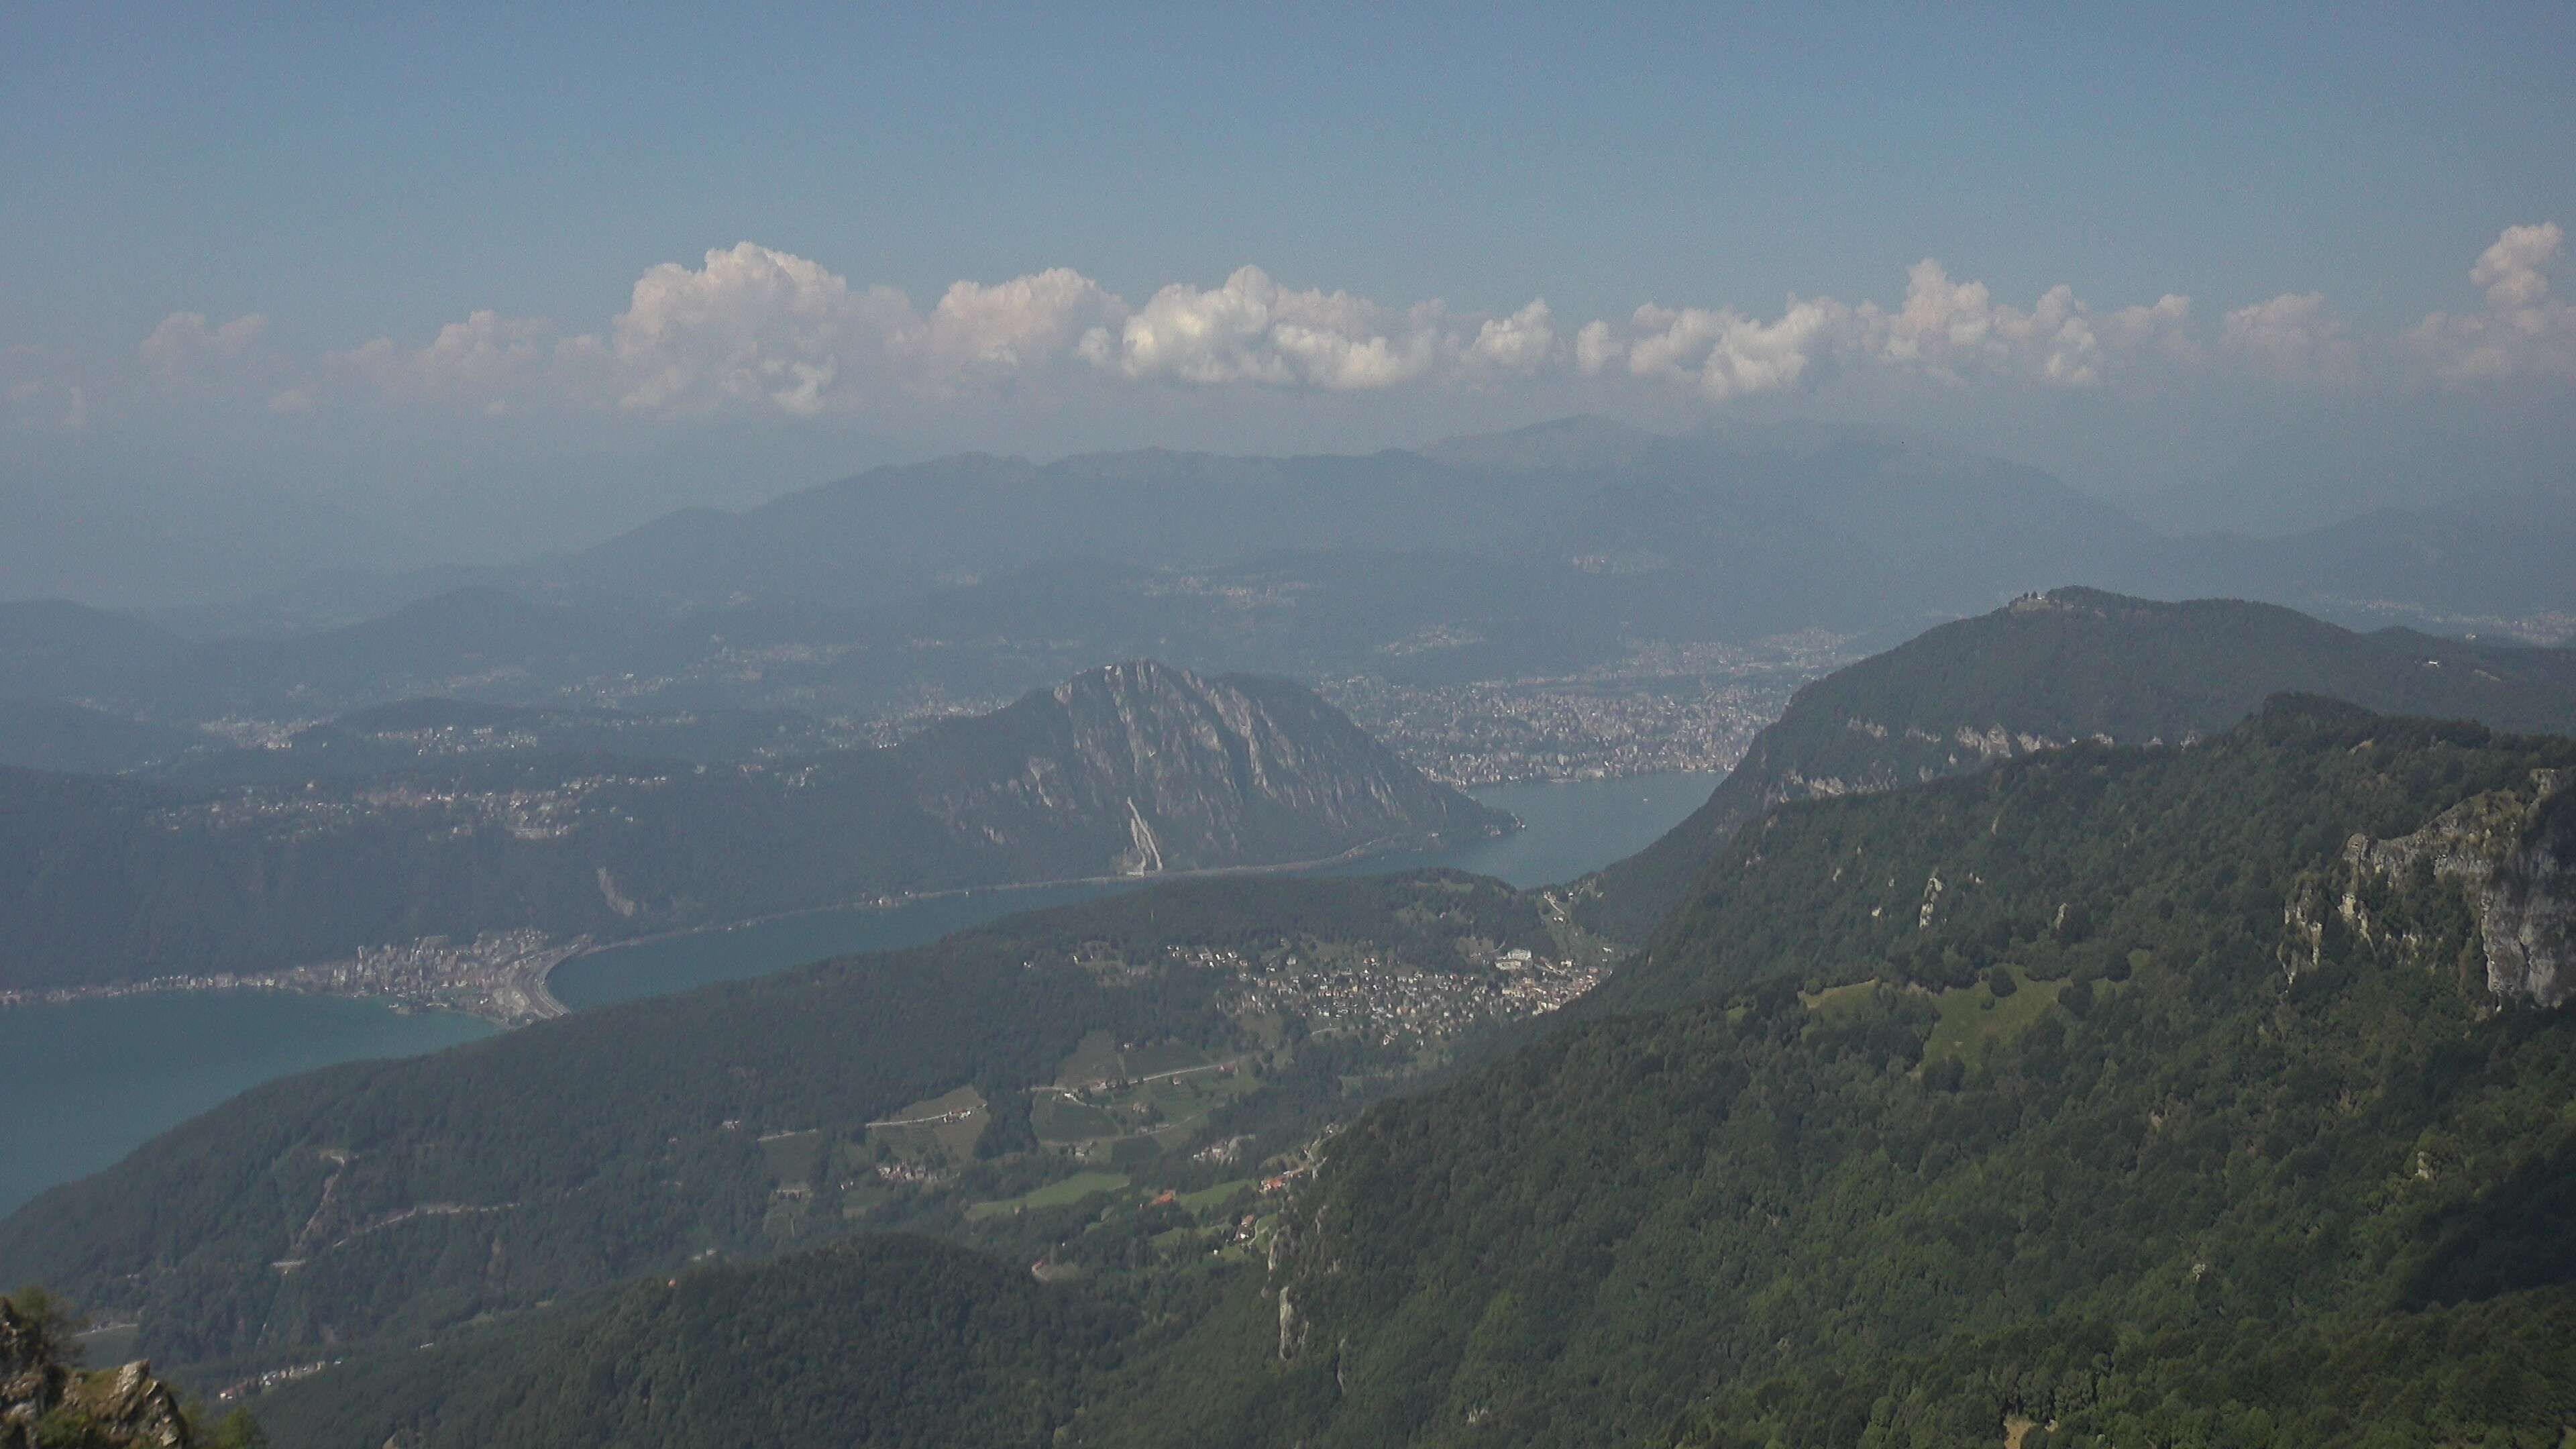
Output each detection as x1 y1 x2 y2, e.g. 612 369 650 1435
2324 769 2575 1008
902 661 1511 877
1 1302 190 1449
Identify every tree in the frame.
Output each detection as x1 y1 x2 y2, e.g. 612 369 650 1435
3 1283 85 1364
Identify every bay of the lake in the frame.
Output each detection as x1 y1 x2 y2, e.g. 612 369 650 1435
0 771 1717 1216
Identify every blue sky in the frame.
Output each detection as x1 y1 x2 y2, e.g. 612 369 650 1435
5 2 2574 595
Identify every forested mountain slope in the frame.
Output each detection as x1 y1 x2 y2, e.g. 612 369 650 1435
1100 699 2576 1446
249 1236 1122 1449
0 871 1556 1373
182 699 2576 1448
0 661 1504 991
1576 588 2576 943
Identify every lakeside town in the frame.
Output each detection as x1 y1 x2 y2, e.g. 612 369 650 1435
1319 635 1851 786
0 928 581 1026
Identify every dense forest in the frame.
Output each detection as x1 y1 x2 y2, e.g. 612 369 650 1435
247 1237 1123 1449
1110 699 2576 1446
1577 588 2576 943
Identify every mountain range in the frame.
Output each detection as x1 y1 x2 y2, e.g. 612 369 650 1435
0 661 1505 993
10 421 2567 742
1574 586 2576 943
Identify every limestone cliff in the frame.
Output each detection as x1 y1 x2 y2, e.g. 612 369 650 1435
899 660 1513 878
1 1301 190 1449
2327 769 2575 1008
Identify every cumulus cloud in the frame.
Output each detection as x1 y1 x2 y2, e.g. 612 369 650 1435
139 312 269 376
901 268 1124 392
1077 266 1516 390
2102 294 2200 365
1466 299 1556 375
144 223 2573 425
337 308 564 411
2409 222 2575 382
1577 262 2195 400
1599 298 1849 399
2222 292 2355 378
592 243 912 415
332 248 1555 416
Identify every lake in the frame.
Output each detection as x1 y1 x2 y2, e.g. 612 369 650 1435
0 771 1717 1216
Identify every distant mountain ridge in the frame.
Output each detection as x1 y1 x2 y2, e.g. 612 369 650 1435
1574 587 2576 943
9 422 2571 739
157 417 2576 642
0 661 1506 992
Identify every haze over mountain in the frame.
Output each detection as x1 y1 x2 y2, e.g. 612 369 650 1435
169 421 2576 644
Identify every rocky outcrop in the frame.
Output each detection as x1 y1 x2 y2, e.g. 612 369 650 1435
903 661 1513 877
2332 769 2573 1008
2 1301 190 1449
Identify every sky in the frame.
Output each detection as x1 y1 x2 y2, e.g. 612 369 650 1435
5 1 2575 603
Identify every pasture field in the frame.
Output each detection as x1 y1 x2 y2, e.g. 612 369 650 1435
967 1171 1130 1220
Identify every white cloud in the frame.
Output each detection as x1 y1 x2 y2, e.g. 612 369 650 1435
1578 262 2193 400
2409 222 2575 383
337 308 566 408
1076 266 1550 390
1574 319 1621 376
139 312 268 376
1609 299 1849 399
2102 294 2200 366
2222 292 2355 378
148 223 2575 425
900 268 1124 392
1466 299 1556 374
2472 222 2559 309
598 242 913 416
337 247 1128 417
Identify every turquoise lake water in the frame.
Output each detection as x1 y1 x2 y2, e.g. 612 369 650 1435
0 771 1717 1217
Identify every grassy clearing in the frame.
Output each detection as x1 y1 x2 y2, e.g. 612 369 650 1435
1122 1040 1210 1077
1054 1030 1122 1089
757 1129 822 1185
1178 1179 1255 1216
1922 964 2063 1069
1033 1094 1121 1143
867 1085 987 1162
967 1171 1129 1220
1799 980 1882 1022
